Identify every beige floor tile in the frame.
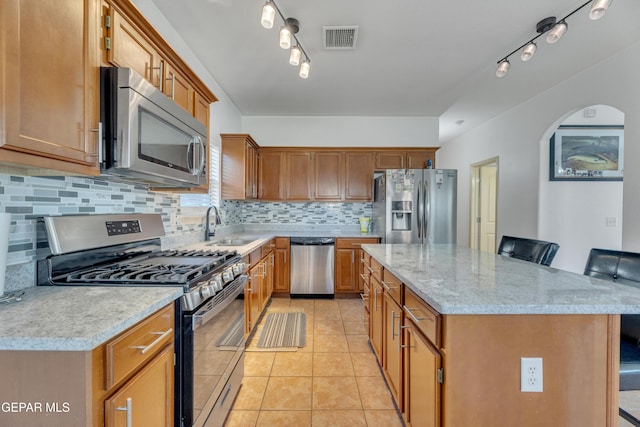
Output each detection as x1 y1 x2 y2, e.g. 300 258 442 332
314 319 345 335
256 410 311 427
312 377 362 410
312 410 367 427
313 353 354 376
356 376 396 410
244 352 275 376
351 352 382 377
314 299 339 309
224 410 259 427
363 409 404 427
233 377 269 410
346 334 371 353
261 377 313 410
343 320 367 335
313 334 349 352
289 299 316 313
314 305 341 320
299 334 314 353
271 352 313 376
267 297 291 309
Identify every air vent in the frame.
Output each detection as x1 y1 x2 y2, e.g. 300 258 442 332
322 26 358 50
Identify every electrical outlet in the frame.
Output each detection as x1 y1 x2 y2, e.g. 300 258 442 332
521 357 543 392
606 217 617 227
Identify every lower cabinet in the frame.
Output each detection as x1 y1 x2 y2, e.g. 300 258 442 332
402 317 441 427
245 240 276 336
383 292 402 405
274 237 290 293
0 303 175 427
104 343 174 427
334 238 379 294
369 275 384 361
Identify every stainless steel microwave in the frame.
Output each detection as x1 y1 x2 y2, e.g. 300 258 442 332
100 67 207 188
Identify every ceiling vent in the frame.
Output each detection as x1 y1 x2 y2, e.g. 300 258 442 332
322 26 358 50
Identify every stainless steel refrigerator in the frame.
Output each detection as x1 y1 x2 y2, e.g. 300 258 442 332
373 169 457 244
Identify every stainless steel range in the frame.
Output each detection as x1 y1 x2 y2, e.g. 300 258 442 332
36 214 247 427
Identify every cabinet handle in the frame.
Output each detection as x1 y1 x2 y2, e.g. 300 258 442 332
132 328 173 355
404 307 427 324
284 253 286 264
374 288 381 311
359 273 368 281
391 310 399 341
365 265 374 274
351 252 355 264
400 325 413 349
166 73 175 99
90 122 103 161
115 397 132 427
397 317 405 352
381 280 398 291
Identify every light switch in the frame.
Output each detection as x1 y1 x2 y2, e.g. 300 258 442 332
606 217 617 227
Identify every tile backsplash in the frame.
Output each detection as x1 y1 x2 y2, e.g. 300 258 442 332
225 200 372 225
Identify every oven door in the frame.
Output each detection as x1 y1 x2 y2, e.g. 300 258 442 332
182 275 247 427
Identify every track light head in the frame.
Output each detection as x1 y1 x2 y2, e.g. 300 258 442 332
520 42 537 61
496 59 510 78
546 21 568 44
590 0 612 20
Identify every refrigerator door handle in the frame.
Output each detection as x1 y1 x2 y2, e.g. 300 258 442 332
417 180 422 239
424 179 430 243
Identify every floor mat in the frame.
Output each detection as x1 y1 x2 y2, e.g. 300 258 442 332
256 312 306 348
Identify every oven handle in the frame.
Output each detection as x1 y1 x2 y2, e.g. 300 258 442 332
193 275 247 331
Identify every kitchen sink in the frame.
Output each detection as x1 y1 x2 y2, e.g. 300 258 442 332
208 238 259 246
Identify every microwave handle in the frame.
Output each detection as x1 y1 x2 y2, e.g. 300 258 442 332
187 135 206 176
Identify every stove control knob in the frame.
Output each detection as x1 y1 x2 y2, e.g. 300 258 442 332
232 263 247 276
210 275 223 292
200 285 214 299
222 267 234 284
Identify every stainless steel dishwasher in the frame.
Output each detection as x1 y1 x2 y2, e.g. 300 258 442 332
290 237 335 297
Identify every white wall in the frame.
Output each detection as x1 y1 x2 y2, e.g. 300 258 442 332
242 116 439 147
437 41 640 272
538 105 624 273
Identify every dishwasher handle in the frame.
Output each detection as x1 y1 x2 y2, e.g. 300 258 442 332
290 237 335 246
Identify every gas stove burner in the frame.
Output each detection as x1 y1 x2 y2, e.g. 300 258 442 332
158 248 236 258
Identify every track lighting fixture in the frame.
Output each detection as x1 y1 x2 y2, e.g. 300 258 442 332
495 0 613 78
260 0 311 79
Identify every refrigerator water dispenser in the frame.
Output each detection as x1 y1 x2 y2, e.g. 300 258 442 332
391 201 412 231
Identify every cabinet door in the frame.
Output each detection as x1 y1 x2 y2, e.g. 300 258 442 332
314 152 343 200
259 151 283 199
285 152 313 200
375 151 405 169
107 6 162 88
246 143 258 199
274 238 290 292
335 248 357 293
1 0 100 174
193 91 210 127
403 321 441 427
164 62 194 115
406 151 435 169
369 276 384 361
345 152 374 201
221 135 249 200
104 344 174 427
383 293 402 405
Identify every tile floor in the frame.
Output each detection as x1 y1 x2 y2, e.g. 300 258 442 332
620 391 640 426
224 297 404 427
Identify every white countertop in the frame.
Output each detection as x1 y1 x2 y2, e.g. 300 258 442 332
0 286 183 351
362 243 640 315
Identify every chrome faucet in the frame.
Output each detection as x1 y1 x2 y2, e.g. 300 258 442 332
204 206 222 241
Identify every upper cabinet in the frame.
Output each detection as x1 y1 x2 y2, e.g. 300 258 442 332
0 0 101 176
222 145 439 202
221 134 259 200
374 149 437 170
101 0 216 125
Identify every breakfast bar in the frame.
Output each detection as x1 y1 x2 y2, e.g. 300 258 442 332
361 243 640 427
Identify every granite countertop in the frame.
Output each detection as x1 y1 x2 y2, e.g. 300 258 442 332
0 286 183 351
183 230 380 257
362 243 640 315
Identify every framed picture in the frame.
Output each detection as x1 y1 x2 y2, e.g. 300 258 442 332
549 125 624 181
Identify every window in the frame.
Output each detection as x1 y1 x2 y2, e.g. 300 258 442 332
180 138 220 207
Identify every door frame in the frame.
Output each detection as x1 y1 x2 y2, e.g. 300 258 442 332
470 157 499 251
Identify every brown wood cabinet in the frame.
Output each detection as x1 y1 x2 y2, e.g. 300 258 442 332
374 149 437 170
403 314 441 427
274 237 291 293
335 238 379 293
221 134 259 200
383 292 402 406
314 152 343 200
259 151 283 199
163 62 194 116
0 303 174 427
345 152 375 201
369 275 384 361
285 151 314 200
0 0 101 176
245 240 276 334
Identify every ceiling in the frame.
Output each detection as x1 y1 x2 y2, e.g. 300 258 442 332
148 0 640 142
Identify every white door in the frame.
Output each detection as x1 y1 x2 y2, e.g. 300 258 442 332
479 164 497 253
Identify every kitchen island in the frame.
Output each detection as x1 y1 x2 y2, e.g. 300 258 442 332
361 243 640 427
